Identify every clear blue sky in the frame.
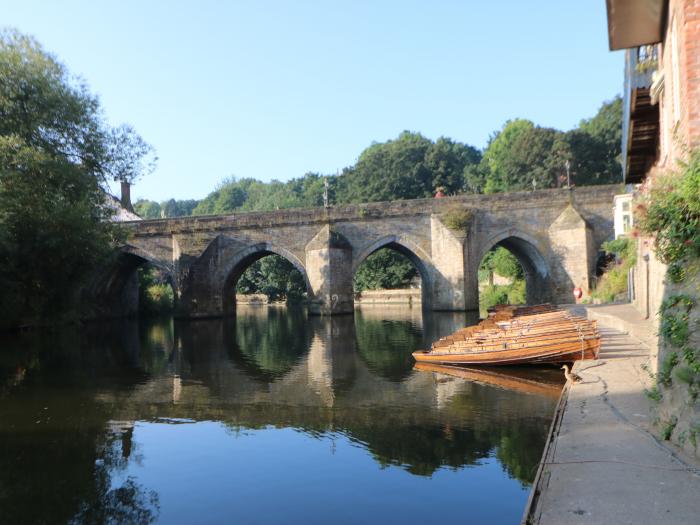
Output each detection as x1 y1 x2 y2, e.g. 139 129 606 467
2 0 623 202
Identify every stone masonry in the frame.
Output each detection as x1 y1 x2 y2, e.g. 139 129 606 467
98 185 618 317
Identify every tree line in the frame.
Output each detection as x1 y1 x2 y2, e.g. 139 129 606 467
135 98 622 219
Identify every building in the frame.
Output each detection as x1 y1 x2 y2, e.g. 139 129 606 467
612 193 634 239
606 0 700 456
607 0 700 318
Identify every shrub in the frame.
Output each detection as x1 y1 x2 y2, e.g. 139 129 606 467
479 278 526 313
636 152 700 264
138 267 174 315
440 206 473 232
591 238 637 302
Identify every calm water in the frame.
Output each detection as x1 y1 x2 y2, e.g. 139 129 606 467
0 306 561 525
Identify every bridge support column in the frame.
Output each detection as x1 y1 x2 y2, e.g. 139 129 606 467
429 215 467 311
306 225 354 315
548 203 596 303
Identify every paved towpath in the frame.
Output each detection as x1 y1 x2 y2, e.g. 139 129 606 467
526 304 700 525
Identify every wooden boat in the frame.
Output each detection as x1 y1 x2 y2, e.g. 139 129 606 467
414 362 563 399
412 303 600 366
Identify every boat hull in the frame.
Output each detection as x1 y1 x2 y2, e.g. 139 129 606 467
412 339 599 366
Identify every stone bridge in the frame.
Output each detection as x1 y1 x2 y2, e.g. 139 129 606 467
96 185 618 317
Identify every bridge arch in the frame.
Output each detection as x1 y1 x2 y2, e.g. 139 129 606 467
475 230 551 306
91 245 175 317
220 242 312 315
352 235 433 308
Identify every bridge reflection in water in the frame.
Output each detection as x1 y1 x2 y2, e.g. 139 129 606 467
0 306 562 525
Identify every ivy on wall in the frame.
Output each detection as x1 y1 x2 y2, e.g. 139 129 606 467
636 152 700 447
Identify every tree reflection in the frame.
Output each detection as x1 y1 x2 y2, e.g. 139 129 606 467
353 314 422 381
0 328 160 524
224 306 312 381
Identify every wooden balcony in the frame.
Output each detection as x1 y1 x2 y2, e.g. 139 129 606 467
622 47 660 184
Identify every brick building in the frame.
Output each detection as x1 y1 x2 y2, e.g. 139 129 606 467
606 0 700 455
608 0 700 318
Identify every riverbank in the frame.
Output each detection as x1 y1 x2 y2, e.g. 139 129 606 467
524 303 700 525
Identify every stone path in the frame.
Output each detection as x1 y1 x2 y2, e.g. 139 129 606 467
526 304 700 525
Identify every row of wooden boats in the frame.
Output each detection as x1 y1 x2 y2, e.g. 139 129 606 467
412 304 600 366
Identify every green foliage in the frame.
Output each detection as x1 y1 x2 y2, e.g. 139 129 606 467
0 29 153 327
480 247 525 280
134 199 161 219
236 255 306 301
675 365 699 386
138 267 174 315
682 347 700 374
602 237 636 260
661 416 678 441
353 248 418 291
353 314 422 381
658 352 680 387
591 238 637 303
134 198 198 219
659 295 694 347
645 386 663 402
477 247 526 313
232 307 311 380
337 131 480 203
470 98 622 194
480 280 526 313
193 173 331 215
636 151 700 264
667 262 687 284
440 206 473 232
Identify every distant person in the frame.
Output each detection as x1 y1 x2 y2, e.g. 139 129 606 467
434 186 446 198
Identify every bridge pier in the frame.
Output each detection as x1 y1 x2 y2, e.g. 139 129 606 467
306 225 354 315
428 215 468 311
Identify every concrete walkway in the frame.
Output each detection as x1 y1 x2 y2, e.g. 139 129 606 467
526 304 700 525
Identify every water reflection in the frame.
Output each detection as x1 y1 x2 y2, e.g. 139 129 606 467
0 306 560 524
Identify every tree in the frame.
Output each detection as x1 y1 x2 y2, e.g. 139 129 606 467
338 131 479 203
104 124 157 184
481 119 534 193
236 255 306 301
424 137 481 194
569 96 623 185
353 249 418 291
480 247 524 282
160 198 198 217
134 199 161 219
0 30 152 327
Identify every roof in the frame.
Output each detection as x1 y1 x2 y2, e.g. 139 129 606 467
606 0 666 50
106 194 142 222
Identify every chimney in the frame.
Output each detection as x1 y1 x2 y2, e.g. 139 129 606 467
120 181 134 212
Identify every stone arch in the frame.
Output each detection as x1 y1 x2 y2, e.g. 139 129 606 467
352 235 433 307
476 230 551 305
220 242 312 315
91 245 175 317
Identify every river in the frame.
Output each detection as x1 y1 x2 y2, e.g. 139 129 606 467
0 305 562 525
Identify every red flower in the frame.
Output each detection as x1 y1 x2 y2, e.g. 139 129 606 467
684 239 694 246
